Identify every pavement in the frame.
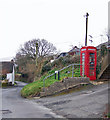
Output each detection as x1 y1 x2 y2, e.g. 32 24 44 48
1 81 109 119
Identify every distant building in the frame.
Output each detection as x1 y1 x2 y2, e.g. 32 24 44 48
56 46 80 59
0 61 15 85
68 46 80 56
1 61 14 75
56 52 68 59
6 65 15 85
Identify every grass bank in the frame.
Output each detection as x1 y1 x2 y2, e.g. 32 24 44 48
21 66 80 98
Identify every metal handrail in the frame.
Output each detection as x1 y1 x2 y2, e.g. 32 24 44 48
43 63 81 92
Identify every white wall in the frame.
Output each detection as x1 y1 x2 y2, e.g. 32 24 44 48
7 73 13 83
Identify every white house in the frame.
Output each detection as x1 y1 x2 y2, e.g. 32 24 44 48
6 65 15 85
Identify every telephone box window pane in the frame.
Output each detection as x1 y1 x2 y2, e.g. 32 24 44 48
82 56 85 58
90 64 94 67
88 49 96 51
81 49 86 51
82 53 85 76
89 53 95 76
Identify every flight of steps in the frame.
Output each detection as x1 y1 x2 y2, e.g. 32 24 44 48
97 51 110 81
100 64 110 80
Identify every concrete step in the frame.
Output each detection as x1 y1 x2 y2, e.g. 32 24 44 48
99 64 110 79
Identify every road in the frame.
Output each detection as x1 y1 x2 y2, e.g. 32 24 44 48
2 81 63 118
33 82 109 118
1 81 109 119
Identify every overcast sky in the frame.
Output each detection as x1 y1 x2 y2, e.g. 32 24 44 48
0 0 109 61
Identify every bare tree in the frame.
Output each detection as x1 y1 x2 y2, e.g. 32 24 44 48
14 39 57 82
18 39 57 60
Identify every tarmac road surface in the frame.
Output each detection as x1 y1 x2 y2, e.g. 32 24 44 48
33 81 109 118
1 81 109 119
2 81 64 118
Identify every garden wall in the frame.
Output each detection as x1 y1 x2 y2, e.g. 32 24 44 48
40 77 90 97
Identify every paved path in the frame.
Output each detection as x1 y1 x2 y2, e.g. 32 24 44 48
2 81 63 118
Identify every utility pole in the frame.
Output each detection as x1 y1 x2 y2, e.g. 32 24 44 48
84 12 89 46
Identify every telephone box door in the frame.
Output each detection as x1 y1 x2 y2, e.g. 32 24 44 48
88 52 96 80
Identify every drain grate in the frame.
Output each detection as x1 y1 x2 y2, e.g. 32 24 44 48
0 110 12 114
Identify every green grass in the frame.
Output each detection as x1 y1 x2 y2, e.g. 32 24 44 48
107 113 110 118
21 66 81 98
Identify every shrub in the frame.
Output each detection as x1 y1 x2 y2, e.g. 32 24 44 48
2 80 8 87
41 65 51 74
100 45 107 57
62 57 71 65
51 59 60 67
43 60 49 66
1 74 6 80
70 55 80 63
96 63 101 78
48 68 57 74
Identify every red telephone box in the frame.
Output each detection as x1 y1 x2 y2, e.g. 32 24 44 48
80 46 97 80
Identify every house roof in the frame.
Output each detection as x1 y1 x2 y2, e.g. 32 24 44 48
56 52 68 59
69 46 80 53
